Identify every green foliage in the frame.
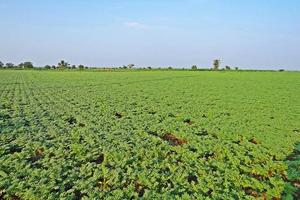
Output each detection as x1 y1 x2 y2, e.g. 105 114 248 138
191 65 197 70
213 59 220 70
78 65 84 70
5 63 14 68
23 62 34 68
128 64 135 69
0 70 299 199
282 143 300 199
57 60 69 69
225 66 231 70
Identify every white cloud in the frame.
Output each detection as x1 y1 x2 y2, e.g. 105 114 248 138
123 22 149 30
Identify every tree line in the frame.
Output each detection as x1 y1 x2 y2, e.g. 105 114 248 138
0 59 240 71
0 60 87 70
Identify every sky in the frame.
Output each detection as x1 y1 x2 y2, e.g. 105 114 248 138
0 0 299 70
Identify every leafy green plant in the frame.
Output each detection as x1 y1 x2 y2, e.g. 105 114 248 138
0 70 299 199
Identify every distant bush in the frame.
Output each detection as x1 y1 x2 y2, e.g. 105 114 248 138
279 69 285 72
191 65 197 70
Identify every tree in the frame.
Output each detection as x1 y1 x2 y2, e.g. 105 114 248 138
52 65 56 69
0 61 3 68
147 66 152 70
168 66 173 70
213 59 220 70
44 65 51 69
23 62 34 68
78 65 84 70
235 67 239 70
128 64 134 69
71 65 76 69
225 66 231 70
5 63 14 68
58 60 69 68
191 65 197 70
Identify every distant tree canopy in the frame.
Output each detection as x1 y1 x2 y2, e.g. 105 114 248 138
5 63 15 68
23 62 34 68
191 65 197 70
225 66 231 70
78 65 84 69
128 64 135 69
1 61 33 69
58 60 69 68
0 60 245 72
213 59 220 70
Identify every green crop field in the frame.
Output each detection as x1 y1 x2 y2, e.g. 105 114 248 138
0 70 299 199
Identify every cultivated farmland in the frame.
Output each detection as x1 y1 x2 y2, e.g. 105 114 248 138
0 70 299 199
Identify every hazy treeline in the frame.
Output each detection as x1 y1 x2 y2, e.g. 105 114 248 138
0 59 287 71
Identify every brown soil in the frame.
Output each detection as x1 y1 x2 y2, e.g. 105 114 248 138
35 148 44 157
135 181 145 197
249 138 258 145
250 173 265 181
162 133 187 146
244 187 259 197
292 180 300 189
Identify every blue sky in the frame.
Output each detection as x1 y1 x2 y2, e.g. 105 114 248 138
0 0 299 69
